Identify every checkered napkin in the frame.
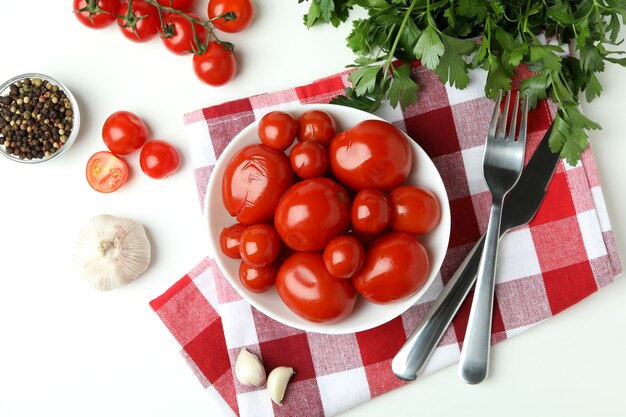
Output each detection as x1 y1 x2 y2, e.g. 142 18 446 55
150 65 622 417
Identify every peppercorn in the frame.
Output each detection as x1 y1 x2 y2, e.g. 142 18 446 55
0 77 73 160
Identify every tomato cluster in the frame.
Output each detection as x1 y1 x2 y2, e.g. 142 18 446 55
73 0 254 86
219 110 442 324
86 111 180 193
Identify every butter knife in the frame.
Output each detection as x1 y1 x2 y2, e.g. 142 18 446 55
392 122 558 381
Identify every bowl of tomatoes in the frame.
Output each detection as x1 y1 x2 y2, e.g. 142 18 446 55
206 104 451 334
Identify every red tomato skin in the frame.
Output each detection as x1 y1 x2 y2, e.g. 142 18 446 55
222 144 295 225
297 110 337 146
351 189 390 234
276 252 356 323
139 140 180 179
289 141 329 179
118 1 160 43
156 0 196 10
219 223 247 259
389 186 441 235
274 177 351 251
192 42 237 86
323 236 365 279
160 13 206 55
74 0 121 29
85 151 129 193
258 111 298 151
208 0 254 33
239 224 281 267
102 111 148 155
239 261 277 293
329 120 412 192
353 232 429 304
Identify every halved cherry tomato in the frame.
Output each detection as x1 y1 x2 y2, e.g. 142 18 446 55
219 223 247 259
192 42 237 86
118 1 160 43
73 0 121 29
239 261 277 293
289 141 329 179
239 224 281 267
258 111 298 151
351 189 390 234
329 120 412 191
102 111 148 155
353 232 429 304
222 144 295 225
86 151 129 193
274 177 351 251
323 235 364 279
208 0 254 33
389 186 441 235
156 0 196 10
297 110 336 146
139 140 180 179
160 12 207 55
276 252 356 323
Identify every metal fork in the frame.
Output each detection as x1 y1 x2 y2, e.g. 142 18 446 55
458 90 528 385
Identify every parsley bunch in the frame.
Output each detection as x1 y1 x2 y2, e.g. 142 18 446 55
300 0 626 164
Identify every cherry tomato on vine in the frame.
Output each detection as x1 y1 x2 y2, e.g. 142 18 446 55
219 223 247 259
239 224 281 268
160 13 207 55
118 1 160 43
239 261 277 293
208 0 254 33
289 141 329 179
102 111 148 155
156 0 197 10
73 0 121 29
139 140 180 179
323 235 365 279
276 252 356 323
297 110 336 146
258 111 298 151
389 186 441 235
192 42 237 86
86 151 129 193
351 189 390 234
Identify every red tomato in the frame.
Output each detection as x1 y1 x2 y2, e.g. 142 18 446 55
139 140 180 179
239 224 281 267
353 232 429 304
297 110 336 146
156 0 196 10
351 189 390 234
258 111 298 151
222 144 295 225
118 1 160 43
329 120 412 191
85 151 129 193
289 141 329 179
160 13 207 55
323 236 365 279
239 261 277 293
219 223 247 259
389 186 441 235
73 0 121 29
274 177 351 251
208 0 254 33
102 111 148 155
192 42 237 86
276 252 356 323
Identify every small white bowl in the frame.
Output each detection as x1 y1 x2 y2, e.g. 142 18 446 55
206 103 451 334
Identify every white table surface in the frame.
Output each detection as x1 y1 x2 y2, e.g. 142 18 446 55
1 2 625 416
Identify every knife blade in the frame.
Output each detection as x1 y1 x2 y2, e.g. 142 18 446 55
392 121 558 381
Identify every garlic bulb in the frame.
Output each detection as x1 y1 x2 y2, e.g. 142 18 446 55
73 214 151 291
235 348 266 387
267 366 295 405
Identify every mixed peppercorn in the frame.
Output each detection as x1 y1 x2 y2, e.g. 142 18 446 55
0 78 74 160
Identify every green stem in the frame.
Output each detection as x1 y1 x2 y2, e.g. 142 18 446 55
382 0 420 75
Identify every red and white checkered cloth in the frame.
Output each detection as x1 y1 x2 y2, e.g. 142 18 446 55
150 65 622 417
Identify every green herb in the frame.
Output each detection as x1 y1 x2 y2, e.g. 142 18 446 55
299 0 626 165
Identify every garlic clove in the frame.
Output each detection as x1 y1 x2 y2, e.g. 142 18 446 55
72 214 151 291
235 348 267 387
266 366 295 405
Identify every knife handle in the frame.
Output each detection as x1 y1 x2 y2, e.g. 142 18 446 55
392 234 485 381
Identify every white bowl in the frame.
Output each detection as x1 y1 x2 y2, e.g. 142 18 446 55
206 103 451 334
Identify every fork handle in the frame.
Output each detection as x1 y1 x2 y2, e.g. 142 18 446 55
458 199 503 384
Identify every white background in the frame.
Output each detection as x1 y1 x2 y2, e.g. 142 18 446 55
0 1 625 416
